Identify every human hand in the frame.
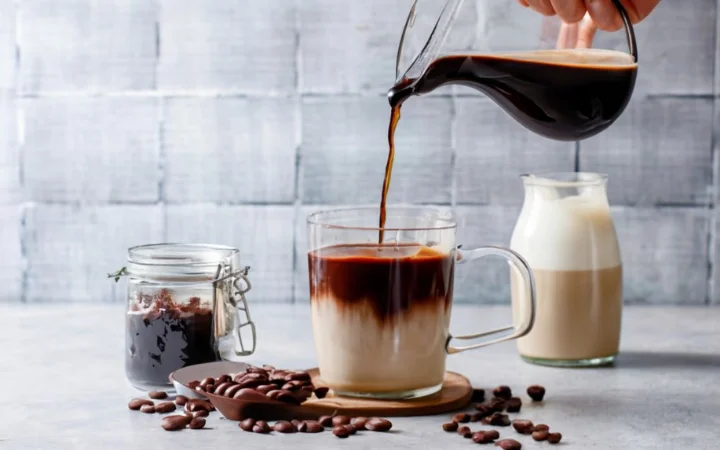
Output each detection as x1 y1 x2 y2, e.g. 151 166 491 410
517 0 661 31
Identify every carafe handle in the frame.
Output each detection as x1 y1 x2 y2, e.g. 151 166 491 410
446 246 536 354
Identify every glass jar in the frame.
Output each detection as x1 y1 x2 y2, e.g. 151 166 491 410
511 173 622 367
124 244 255 390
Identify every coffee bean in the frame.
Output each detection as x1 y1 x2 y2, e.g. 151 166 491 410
186 399 213 413
200 377 215 388
239 418 256 432
300 421 324 433
484 413 511 426
365 417 392 432
345 424 357 435
282 380 304 391
140 404 155 414
333 426 350 438
174 395 188 406
269 371 288 384
213 382 233 396
484 430 500 440
352 417 369 430
276 390 300 405
474 404 493 417
161 415 192 431
319 415 333 427
295 387 313 402
533 424 549 432
262 364 276 371
233 388 268 402
470 412 484 422
284 371 311 382
274 421 296 433
488 398 506 412
472 431 497 444
189 417 206 430
216 374 232 384
224 385 243 398
471 388 486 403
526 385 546 402
547 432 562 444
192 410 209 418
506 397 522 413
194 385 205 393
128 398 154 410
291 419 302 428
457 425 472 438
452 412 470 423
148 391 168 400
314 387 329 399
493 385 512 400
442 422 458 432
532 430 549 441
512 419 533 434
332 415 351 426
187 380 200 390
154 401 177 414
246 366 269 376
252 420 271 434
495 438 522 450
253 384 274 395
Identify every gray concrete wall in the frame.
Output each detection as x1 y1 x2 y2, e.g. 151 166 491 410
1 0 718 305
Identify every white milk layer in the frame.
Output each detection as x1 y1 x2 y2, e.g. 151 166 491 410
310 297 449 394
492 48 636 67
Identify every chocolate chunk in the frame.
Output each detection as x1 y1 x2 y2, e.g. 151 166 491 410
495 439 522 449
239 418 256 432
319 415 333 427
452 412 470 423
332 415 351 426
457 426 472 438
493 385 512 400
527 385 546 402
174 395 188 406
333 426 350 438
471 388 486 403
314 387 330 399
252 420 271 434
506 397 522 413
128 398 154 410
534 424 549 432
189 417 206 429
488 398 506 412
274 421 296 433
512 419 533 434
139 404 155 414
154 401 177 414
299 421 324 433
547 432 562 444
442 422 458 432
532 430 549 441
148 391 168 400
474 404 493 417
161 415 192 431
365 417 392 432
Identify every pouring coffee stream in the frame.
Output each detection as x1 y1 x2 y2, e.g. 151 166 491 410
377 0 638 236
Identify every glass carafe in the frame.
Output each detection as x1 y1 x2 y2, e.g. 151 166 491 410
510 173 622 367
391 0 639 141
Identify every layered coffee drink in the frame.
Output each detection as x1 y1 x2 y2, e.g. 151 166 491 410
308 243 454 396
510 174 622 365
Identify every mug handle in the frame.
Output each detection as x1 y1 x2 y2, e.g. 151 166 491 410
446 246 536 354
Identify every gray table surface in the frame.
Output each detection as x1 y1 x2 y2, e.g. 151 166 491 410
1 304 719 449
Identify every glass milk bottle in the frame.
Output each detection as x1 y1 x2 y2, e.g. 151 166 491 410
510 173 622 367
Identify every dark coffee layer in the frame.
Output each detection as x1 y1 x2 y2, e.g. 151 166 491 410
126 289 219 388
388 52 637 141
308 244 454 322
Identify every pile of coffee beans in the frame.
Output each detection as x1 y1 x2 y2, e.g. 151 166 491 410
238 415 392 439
440 384 562 447
128 392 212 431
187 365 322 406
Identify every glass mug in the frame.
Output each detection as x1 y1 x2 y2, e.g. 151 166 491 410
307 206 537 399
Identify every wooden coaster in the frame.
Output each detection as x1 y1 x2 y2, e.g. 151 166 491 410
302 368 472 417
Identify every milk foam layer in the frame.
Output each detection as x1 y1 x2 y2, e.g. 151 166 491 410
491 48 636 67
511 184 621 271
311 297 448 393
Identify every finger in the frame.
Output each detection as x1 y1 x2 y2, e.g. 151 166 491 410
584 0 623 31
577 16 598 48
556 22 580 49
525 0 556 16
618 0 661 23
550 0 586 23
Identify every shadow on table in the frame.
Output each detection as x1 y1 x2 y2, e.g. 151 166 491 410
616 351 720 369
